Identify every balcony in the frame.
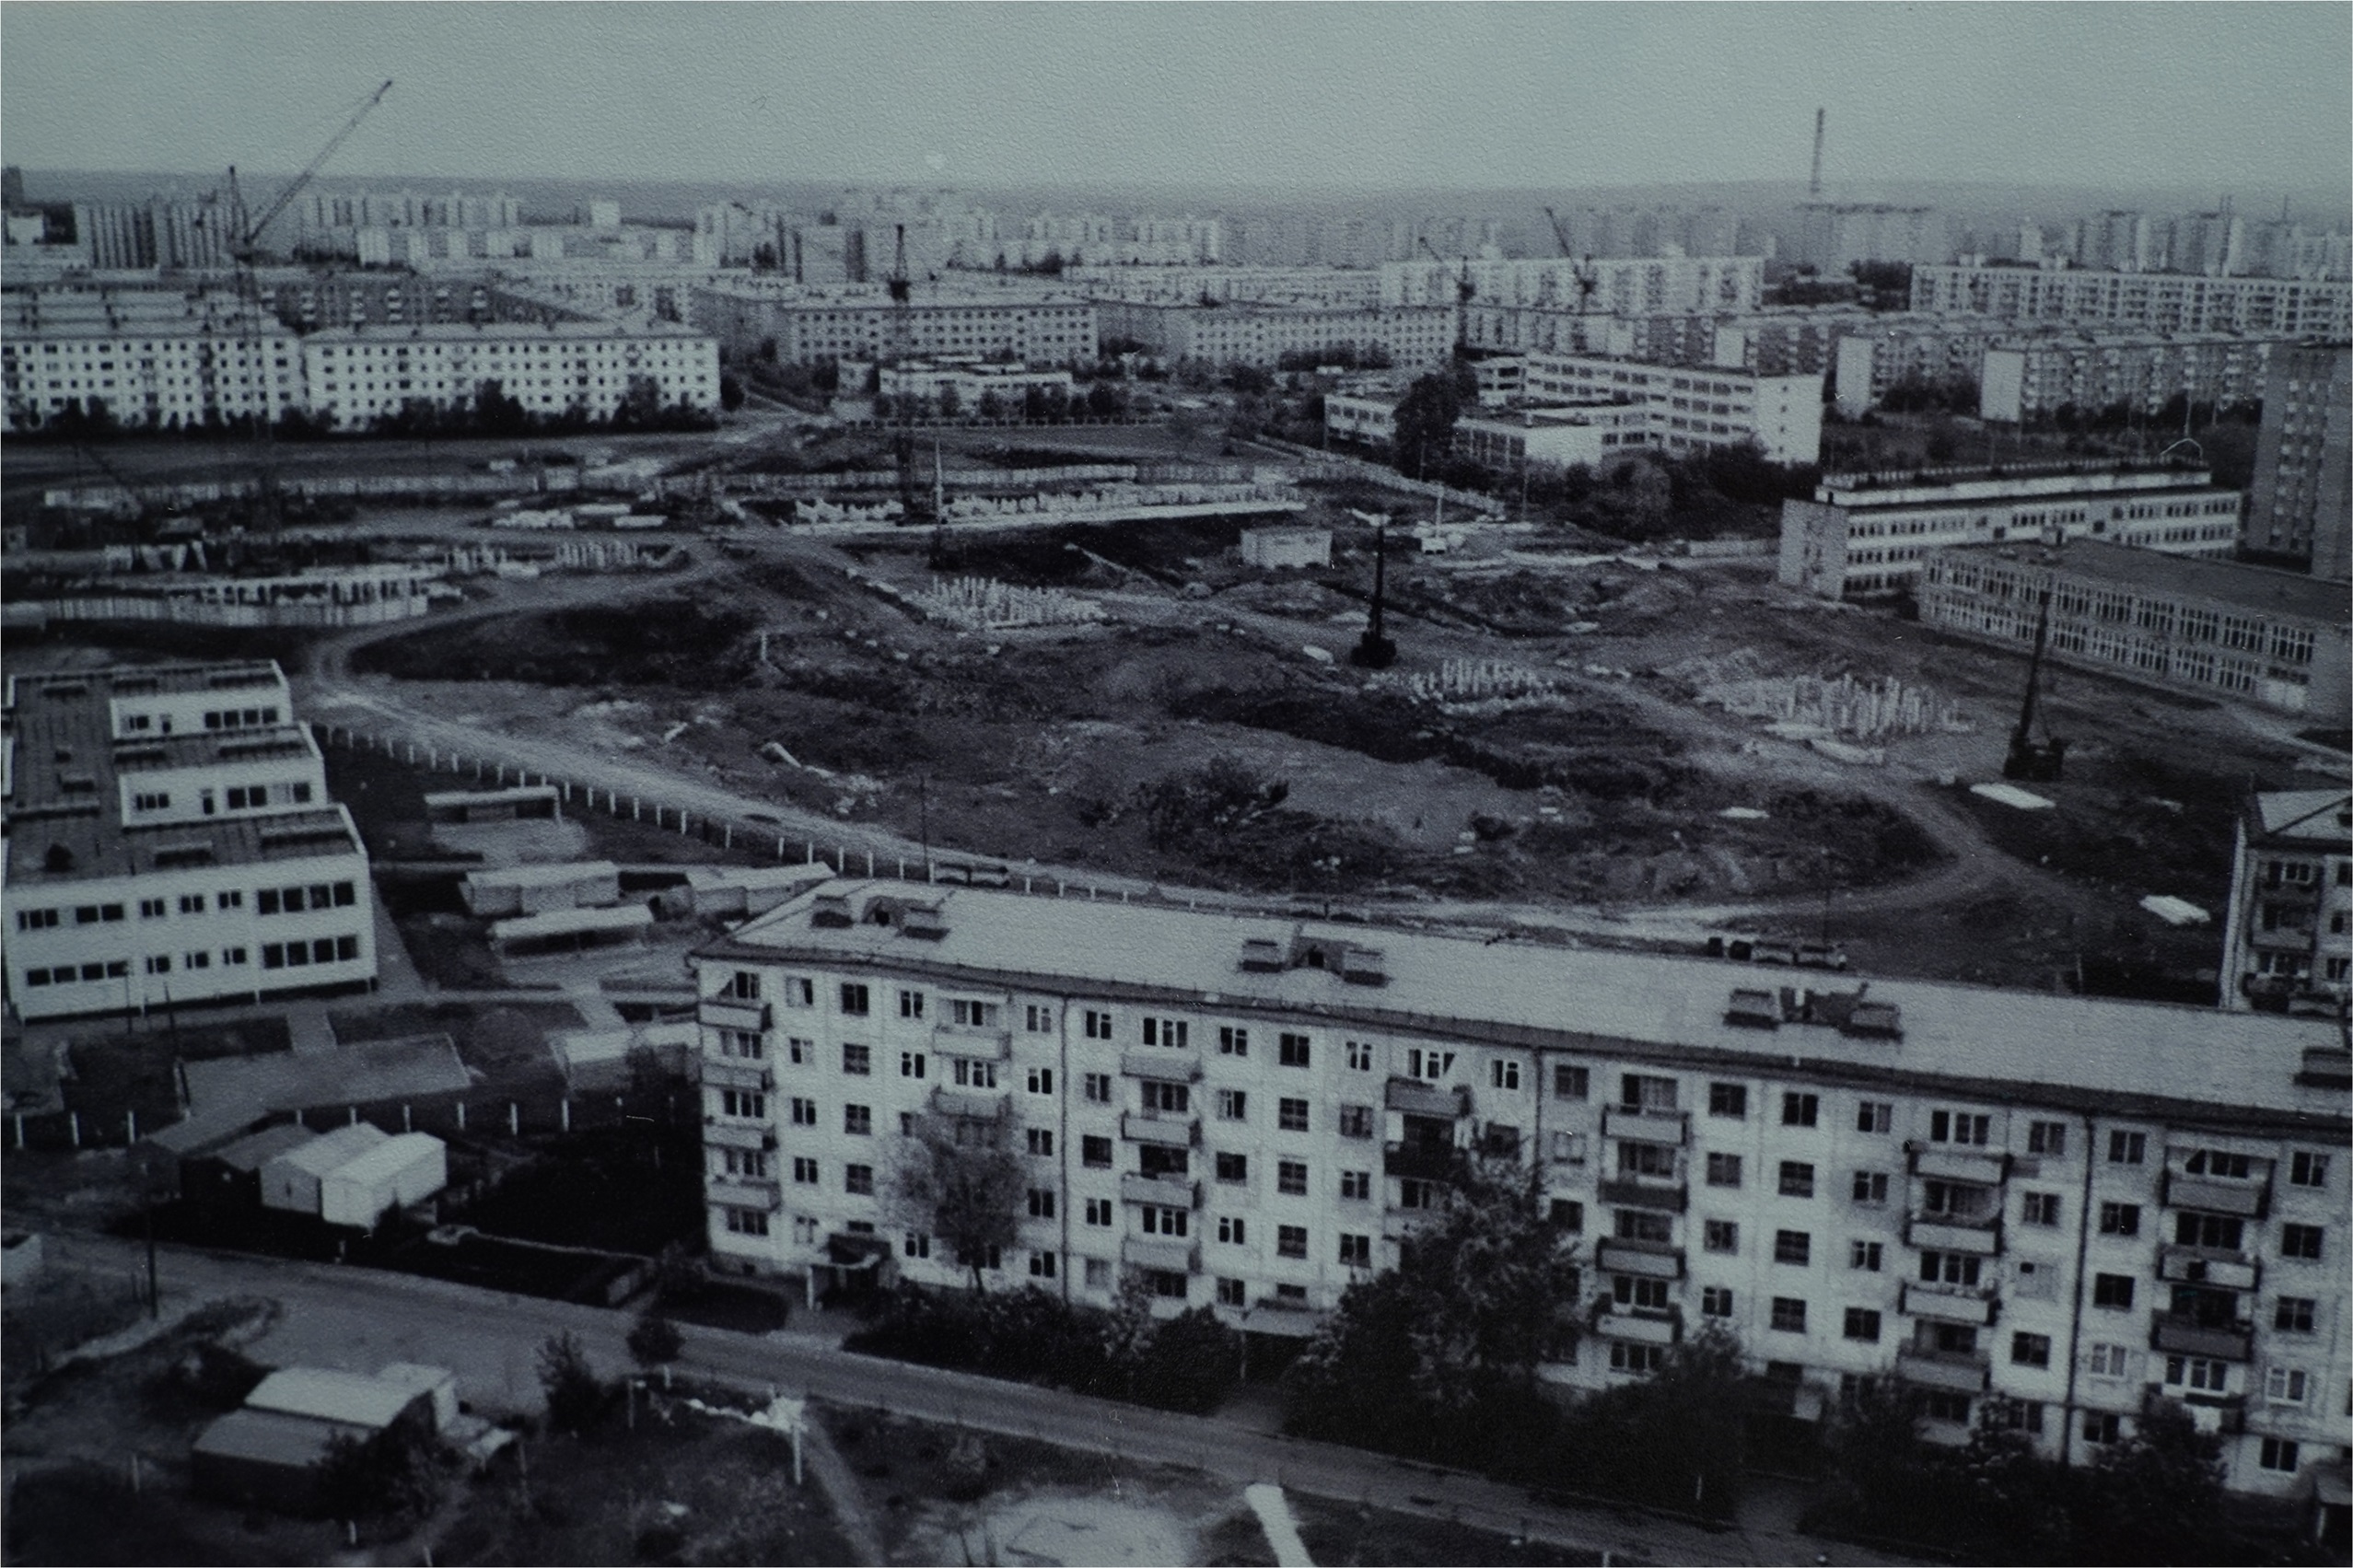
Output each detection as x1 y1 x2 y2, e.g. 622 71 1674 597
698 998 771 1032
1900 1281 1999 1326
1905 1211 2003 1255
1602 1105 1688 1145
929 1086 1008 1121
1595 1237 1684 1279
932 1023 1011 1062
1382 1209 1436 1240
1894 1346 1991 1393
1383 1142 1459 1180
1121 1111 1199 1148
2161 1171 2269 1219
2157 1244 2260 1292
1385 1077 1467 1118
706 1178 782 1213
2149 1312 2254 1363
699 1059 775 1093
1905 1142 2009 1184
1120 1051 1201 1084
1120 1172 1200 1209
1121 1235 1198 1273
1598 1175 1689 1213
2142 1385 2247 1435
705 1120 776 1153
1595 1305 1683 1346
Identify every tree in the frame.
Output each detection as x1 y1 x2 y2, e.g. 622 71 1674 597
936 383 961 421
1389 364 1477 479
316 1425 442 1522
884 1113 1026 1291
626 1308 684 1372
536 1330 610 1434
719 374 746 412
2078 1398 2232 1565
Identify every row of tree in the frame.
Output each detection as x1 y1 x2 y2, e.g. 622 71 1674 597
12 376 732 443
870 380 1134 424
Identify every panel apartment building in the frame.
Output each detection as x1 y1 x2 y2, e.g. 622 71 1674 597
1383 256 1765 318
1916 541 2351 719
689 280 1096 367
1093 300 1452 373
1777 463 2242 600
2218 791 2353 1014
4 664 376 1021
297 321 718 431
1909 265 2353 338
689 880 2349 1501
2242 342 2352 580
1 290 301 433
1520 353 1822 466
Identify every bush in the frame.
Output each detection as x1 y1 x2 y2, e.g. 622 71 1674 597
625 1309 683 1370
536 1331 610 1434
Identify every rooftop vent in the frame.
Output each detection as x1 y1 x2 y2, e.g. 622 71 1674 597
1339 946 1388 986
1842 1001 1904 1040
810 893 854 929
1726 988 1781 1028
57 772 97 793
901 902 949 941
255 825 349 852
150 842 216 868
1239 938 1285 973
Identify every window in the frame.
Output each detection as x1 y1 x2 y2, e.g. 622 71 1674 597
1141 1017 1187 1048
1277 1160 1308 1196
1554 1063 1589 1099
898 989 926 1019
1026 1129 1054 1157
1027 1067 1054 1095
1278 1098 1310 1132
1856 1100 1892 1134
1214 1214 1246 1244
839 982 869 1016
1277 1225 1308 1259
2098 1202 2140 1237
1778 1161 1815 1199
1701 1286 1734 1318
1781 1092 1819 1128
143 956 171 975
1613 1275 1670 1310
1217 1089 1247 1121
953 1000 1001 1029
1848 1239 1883 1272
178 894 204 914
2107 1130 2146 1165
897 1051 926 1079
1026 1005 1054 1033
1547 1199 1583 1234
2265 1366 2310 1404
2164 1354 2229 1393
2275 1296 2316 1332
1083 1009 1112 1040
2280 1224 2324 1260
1027 1188 1056 1219
724 1208 770 1237
1345 1040 1371 1071
842 1044 871 1076
2027 1121 2068 1156
1850 1170 1890 1205
1843 1307 1881 1342
845 1164 874 1195
1621 1074 1677 1111
1339 1233 1371 1267
1704 1219 1739 1254
787 1038 814 1064
139 898 168 919
1083 1072 1112 1103
2259 1438 2301 1473
1930 1109 1991 1145
1140 1083 1187 1115
843 1104 872 1136
1141 1205 1187 1237
2092 1273 2135 1309
1770 1297 1807 1333
1774 1230 1811 1266
2082 1411 2121 1446
1619 1142 1675 1179
1406 1047 1456 1083
2290 1151 2330 1188
1028 1251 1057 1280
784 1096 816 1127
1278 1033 1311 1068
1217 1277 1245 1307
1616 1210 1672 1243
1706 1153 1743 1188
954 1060 998 1090
1083 1198 1112 1226
2021 1192 2061 1227
1340 1169 1371 1201
1082 1135 1112 1168
1707 1083 1747 1119
2011 1332 2052 1368
1336 1104 1374 1139
1611 1342 1666 1374
720 1089 767 1119
904 1232 932 1259
1491 1060 1520 1092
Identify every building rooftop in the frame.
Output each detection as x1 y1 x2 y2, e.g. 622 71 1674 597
5 806 364 887
186 1038 469 1119
701 881 2347 1132
261 1121 389 1179
302 319 709 343
209 1122 319 1174
1936 539 2351 624
1817 459 2214 501
2248 789 2353 848
320 1132 444 1188
244 1367 424 1431
192 1406 363 1469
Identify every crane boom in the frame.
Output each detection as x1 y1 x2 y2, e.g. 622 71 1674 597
1543 206 1576 258
237 79 393 257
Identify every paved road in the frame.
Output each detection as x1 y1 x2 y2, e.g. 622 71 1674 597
39 1232 1901 1568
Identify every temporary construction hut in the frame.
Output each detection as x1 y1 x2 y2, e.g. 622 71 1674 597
259 1121 389 1215
317 1132 448 1230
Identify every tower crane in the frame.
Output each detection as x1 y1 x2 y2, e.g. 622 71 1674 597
2001 589 2068 783
1416 237 1475 359
883 222 935 530
1542 207 1603 320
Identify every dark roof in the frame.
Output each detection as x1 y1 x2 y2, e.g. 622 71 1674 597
1937 539 2349 625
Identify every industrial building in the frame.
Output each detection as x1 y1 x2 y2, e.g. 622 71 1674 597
3 663 378 1021
689 878 2349 1501
1915 540 2349 717
297 320 719 430
1520 354 1822 465
2242 342 2351 579
1776 463 2242 600
690 279 1096 367
2218 791 2353 1015
1093 300 1451 372
1909 265 2352 338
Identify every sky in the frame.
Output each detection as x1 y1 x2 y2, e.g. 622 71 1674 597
3 3 2347 197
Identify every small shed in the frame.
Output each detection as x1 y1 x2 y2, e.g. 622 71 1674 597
260 1121 390 1215
376 1363 460 1432
1241 526 1332 570
424 784 561 824
191 1407 363 1514
244 1366 433 1437
550 1021 695 1092
318 1132 448 1230
461 860 622 917
185 1123 318 1211
491 902 653 958
677 864 833 918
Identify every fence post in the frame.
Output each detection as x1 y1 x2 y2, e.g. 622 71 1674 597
126 1109 137 1144
866 851 874 877
561 1098 571 1132
348 1106 358 1125
509 1102 519 1135
12 1114 22 1150
68 1112 80 1148
402 1104 413 1132
455 1100 467 1131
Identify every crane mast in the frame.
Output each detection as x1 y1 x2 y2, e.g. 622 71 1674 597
2002 588 2068 782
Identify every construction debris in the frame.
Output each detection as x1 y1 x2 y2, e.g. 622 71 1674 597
915 576 1104 632
1700 670 1969 740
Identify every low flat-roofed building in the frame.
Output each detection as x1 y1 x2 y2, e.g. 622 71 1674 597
2219 790 2353 1012
1916 539 2350 716
460 860 621 917
244 1365 432 1433
491 902 653 956
192 1407 366 1514
1520 353 1821 465
1238 527 1332 570
422 784 559 823
181 1033 470 1119
1452 401 1657 472
1323 391 1399 451
318 1132 448 1230
184 1122 319 1210
1778 461 2242 600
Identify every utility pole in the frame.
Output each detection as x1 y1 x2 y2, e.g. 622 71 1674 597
1809 108 1826 199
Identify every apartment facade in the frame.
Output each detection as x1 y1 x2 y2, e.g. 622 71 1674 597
1915 541 2349 718
1909 265 2353 338
2218 792 2353 1014
4 663 376 1021
2242 342 2352 579
1093 301 1451 372
690 281 1097 366
1520 353 1822 465
1382 256 1765 318
1800 203 1950 271
297 321 718 431
1777 464 2241 600
1978 331 2286 424
689 881 2349 1501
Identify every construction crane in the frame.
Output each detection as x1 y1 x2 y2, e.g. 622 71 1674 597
1416 237 1474 359
219 79 393 534
2002 589 2068 783
883 222 935 531
1541 208 1603 319
1349 519 1398 669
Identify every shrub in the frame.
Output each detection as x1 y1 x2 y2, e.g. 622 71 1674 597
535 1331 610 1434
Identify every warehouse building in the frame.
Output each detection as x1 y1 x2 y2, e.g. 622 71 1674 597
689 879 2348 1501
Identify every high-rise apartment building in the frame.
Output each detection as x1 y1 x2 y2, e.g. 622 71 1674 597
1910 266 2351 337
688 880 2350 1501
2242 342 2352 579
1799 204 1950 271
2218 791 2353 1012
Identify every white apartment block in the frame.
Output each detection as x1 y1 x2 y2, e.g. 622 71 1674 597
1095 301 1451 372
1978 331 2285 424
2244 342 2352 580
690 281 1096 367
2218 792 2353 1013
1071 267 1386 310
1916 541 2349 718
1520 354 1823 465
1910 265 2353 338
876 357 1072 411
1452 402 1658 472
689 880 2349 1501
4 664 376 1021
299 321 718 431
2 316 300 433
1383 257 1765 318
1323 392 1399 449
1778 463 2242 600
